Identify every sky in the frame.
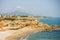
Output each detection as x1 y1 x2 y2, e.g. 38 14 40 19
0 0 60 17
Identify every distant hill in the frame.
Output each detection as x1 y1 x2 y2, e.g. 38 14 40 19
0 9 33 16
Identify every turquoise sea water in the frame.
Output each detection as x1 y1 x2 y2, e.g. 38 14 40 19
27 17 60 40
28 30 60 40
39 17 60 26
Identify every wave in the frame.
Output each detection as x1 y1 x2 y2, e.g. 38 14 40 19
19 35 29 40
19 37 28 40
19 33 31 40
19 32 33 40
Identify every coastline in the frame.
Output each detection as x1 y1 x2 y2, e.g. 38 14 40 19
0 16 60 40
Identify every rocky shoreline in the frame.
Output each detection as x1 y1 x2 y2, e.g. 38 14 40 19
0 16 60 40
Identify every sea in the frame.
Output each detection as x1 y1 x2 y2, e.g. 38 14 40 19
26 17 60 40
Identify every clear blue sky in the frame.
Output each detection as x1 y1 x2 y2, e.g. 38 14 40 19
0 0 60 17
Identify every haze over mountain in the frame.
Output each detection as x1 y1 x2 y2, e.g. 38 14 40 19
0 9 33 16
0 0 60 17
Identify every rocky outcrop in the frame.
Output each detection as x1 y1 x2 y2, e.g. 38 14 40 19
0 16 60 40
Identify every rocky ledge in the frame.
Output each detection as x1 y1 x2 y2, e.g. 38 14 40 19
0 16 60 40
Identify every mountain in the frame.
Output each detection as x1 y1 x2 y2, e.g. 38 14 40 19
0 9 33 16
10 9 33 16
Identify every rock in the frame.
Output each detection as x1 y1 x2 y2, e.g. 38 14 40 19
0 16 60 40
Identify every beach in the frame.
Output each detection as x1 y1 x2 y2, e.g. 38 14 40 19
0 16 60 40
